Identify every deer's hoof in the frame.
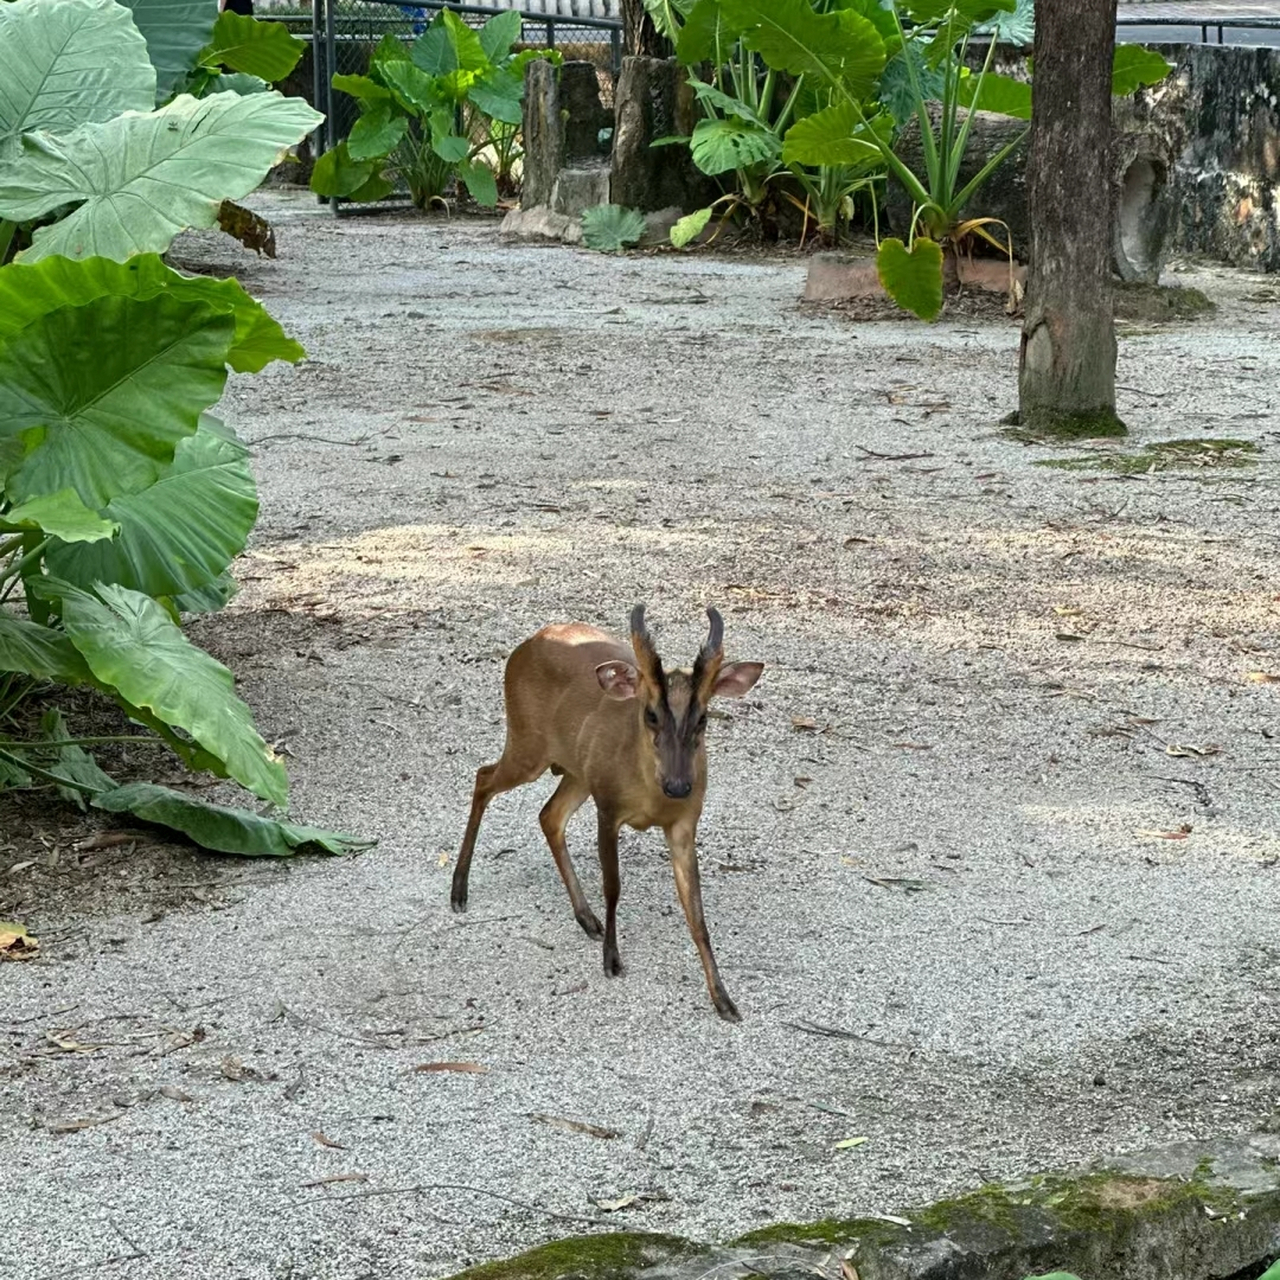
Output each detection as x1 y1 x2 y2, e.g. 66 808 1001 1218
576 910 604 940
450 892 468 914
603 946 624 977
713 990 741 1023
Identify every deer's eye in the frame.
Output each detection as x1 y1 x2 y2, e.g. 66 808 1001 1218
644 707 660 729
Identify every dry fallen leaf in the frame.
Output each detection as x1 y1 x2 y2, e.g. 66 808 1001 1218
47 1112 124 1134
311 1131 347 1150
413 1061 488 1074
0 921 38 960
1165 743 1221 758
1245 671 1280 684
221 1056 245 1081
159 1085 195 1103
529 1112 619 1140
594 1193 641 1212
1052 606 1083 617
791 716 824 733
834 1136 868 1150
1137 826 1192 840
841 1260 861 1280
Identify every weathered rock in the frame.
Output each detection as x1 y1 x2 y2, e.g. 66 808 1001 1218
560 61 612 164
610 56 717 213
1144 43 1280 272
499 205 582 244
551 164 612 217
446 1133 1280 1280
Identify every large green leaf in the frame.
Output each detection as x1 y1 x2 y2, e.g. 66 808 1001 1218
467 69 523 127
0 610 93 684
976 0 1033 46
331 73 393 106
1112 45 1172 97
0 255 303 374
457 159 498 208
956 71 1031 119
94 781 375 857
309 142 376 198
781 101 888 170
581 205 647 253
2 490 119 543
55 581 287 805
642 0 695 40
670 206 713 249
346 104 409 162
378 61 444 117
719 0 886 102
0 293 231 508
199 10 304 82
40 707 118 809
686 76 768 128
121 0 218 102
46 419 256 599
903 0 1012 23
877 236 945 322
690 117 780 175
0 91 323 263
413 10 490 79
0 0 155 145
878 42 947 128
676 0 728 66
478 8 522 63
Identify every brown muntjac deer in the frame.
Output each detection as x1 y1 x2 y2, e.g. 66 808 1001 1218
451 605 764 1022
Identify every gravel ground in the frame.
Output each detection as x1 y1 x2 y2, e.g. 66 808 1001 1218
4 189 1280 1280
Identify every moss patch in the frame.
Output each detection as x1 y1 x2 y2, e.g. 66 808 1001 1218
1005 408 1128 442
731 1216 903 1250
1114 281 1215 323
444 1233 699 1280
1033 437 1259 474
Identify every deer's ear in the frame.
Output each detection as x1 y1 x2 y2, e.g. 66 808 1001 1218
711 661 764 699
596 661 640 700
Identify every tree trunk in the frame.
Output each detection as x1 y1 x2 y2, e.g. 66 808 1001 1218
1017 0 1125 437
621 0 673 58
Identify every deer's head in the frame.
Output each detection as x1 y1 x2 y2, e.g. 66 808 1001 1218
595 604 763 800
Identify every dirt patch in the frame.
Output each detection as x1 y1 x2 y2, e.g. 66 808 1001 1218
6 190 1280 1280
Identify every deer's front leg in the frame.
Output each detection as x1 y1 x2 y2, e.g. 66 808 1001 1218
597 809 624 977
664 822 740 1023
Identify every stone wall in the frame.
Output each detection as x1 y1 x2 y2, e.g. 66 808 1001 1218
1150 43 1280 271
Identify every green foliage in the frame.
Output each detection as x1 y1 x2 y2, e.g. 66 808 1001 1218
1111 44 1174 96
120 0 217 101
197 9 306 84
0 0 155 143
94 783 377 856
581 204 648 252
314 9 556 209
0 0 321 265
0 252 366 856
875 236 944 320
670 207 713 248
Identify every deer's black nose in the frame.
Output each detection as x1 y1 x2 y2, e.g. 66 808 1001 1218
663 779 692 799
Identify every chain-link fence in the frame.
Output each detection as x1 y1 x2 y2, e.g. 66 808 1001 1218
309 0 621 157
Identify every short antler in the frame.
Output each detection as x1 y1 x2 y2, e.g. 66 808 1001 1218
630 603 664 687
692 606 724 700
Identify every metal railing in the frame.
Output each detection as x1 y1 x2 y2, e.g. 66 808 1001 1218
1116 14 1280 43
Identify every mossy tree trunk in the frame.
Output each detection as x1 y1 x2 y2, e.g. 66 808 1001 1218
1018 0 1125 438
621 0 672 58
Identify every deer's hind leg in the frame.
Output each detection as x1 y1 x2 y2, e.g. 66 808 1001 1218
451 741 548 913
539 774 601 939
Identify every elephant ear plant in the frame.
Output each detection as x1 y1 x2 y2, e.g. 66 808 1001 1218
0 0 321 265
311 8 558 210
0 254 372 857
657 0 1170 318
